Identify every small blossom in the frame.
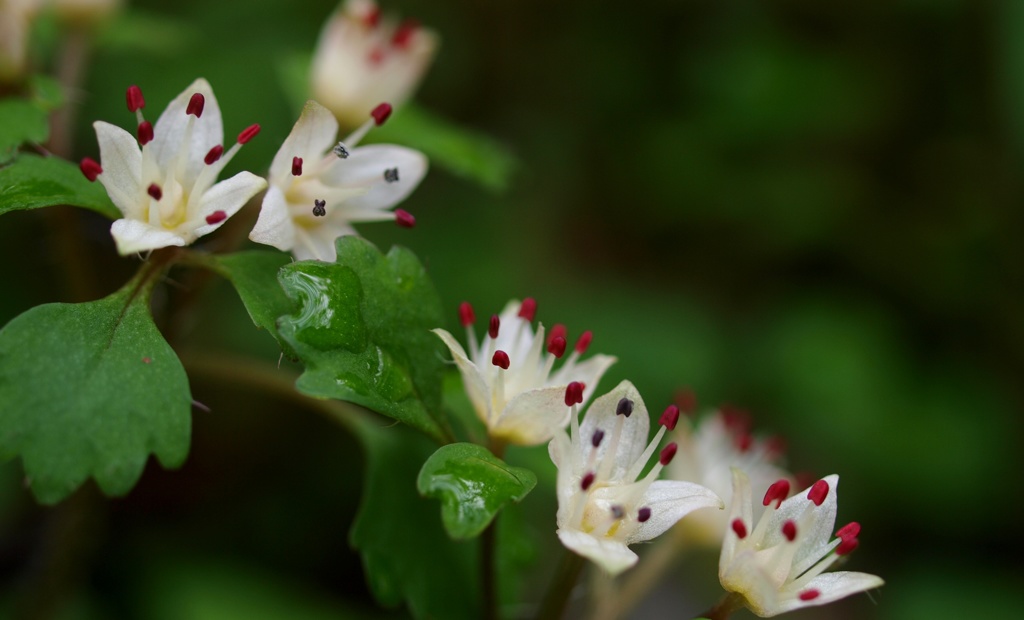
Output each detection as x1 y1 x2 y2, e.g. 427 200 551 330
719 469 884 617
311 0 438 128
0 0 43 83
433 299 616 446
248 100 427 262
549 381 723 575
84 79 267 255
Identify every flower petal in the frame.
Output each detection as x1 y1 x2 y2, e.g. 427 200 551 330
552 353 617 404
292 224 355 262
110 218 187 255
626 480 723 544
721 554 782 617
491 386 570 446
763 474 839 577
776 571 884 616
190 171 267 238
150 78 223 190
93 121 142 219
269 100 339 185
578 380 650 481
433 329 490 425
556 528 638 576
249 185 297 253
320 144 428 211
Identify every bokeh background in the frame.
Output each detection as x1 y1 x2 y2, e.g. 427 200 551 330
2 0 1022 618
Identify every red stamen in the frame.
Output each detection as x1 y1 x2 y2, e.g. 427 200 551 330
291 156 303 176
492 350 510 369
204 145 224 165
126 85 145 112
79 158 102 181
147 183 162 201
782 520 798 542
798 589 820 602
659 405 680 430
637 507 652 523
674 387 697 415
205 210 227 225
574 330 593 354
547 336 567 358
548 324 567 347
658 442 678 466
765 435 788 458
807 479 830 506
237 124 261 144
395 209 416 228
186 93 205 117
459 302 475 327
735 432 754 453
137 121 153 145
518 297 537 322
371 102 392 126
363 6 381 27
836 537 860 556
488 315 500 339
580 471 595 491
392 19 419 48
564 381 584 407
721 405 752 434
836 522 861 540
763 479 791 509
367 47 386 65
731 518 748 539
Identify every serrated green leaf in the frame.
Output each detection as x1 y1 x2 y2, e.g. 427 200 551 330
349 419 480 619
0 154 119 219
0 99 49 162
417 442 537 540
276 237 450 443
212 251 297 356
0 279 191 504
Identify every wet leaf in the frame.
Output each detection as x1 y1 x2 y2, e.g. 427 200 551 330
213 251 297 356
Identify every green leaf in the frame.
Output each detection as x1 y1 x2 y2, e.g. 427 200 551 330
350 419 480 619
417 442 537 540
0 278 191 504
30 75 65 112
0 99 49 162
95 10 198 54
372 103 518 193
212 251 297 356
0 154 120 219
276 237 450 443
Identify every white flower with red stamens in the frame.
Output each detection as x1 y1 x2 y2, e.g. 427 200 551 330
548 380 723 575
433 298 616 446
311 0 438 128
719 469 883 616
670 406 793 546
248 99 427 262
81 79 266 255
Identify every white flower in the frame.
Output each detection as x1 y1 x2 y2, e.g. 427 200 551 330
433 299 616 446
719 469 883 617
0 0 43 83
81 79 267 255
248 99 427 262
549 380 723 575
311 0 438 128
670 408 793 546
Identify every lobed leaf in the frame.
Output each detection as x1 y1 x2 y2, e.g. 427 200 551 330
0 154 120 219
213 251 297 357
0 99 49 163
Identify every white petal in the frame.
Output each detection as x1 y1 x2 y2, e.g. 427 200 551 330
557 528 638 576
269 100 339 185
627 480 723 544
292 224 354 262
249 185 297 252
93 121 142 218
763 474 839 577
491 386 570 446
579 381 650 481
433 329 491 425
190 171 267 238
552 353 617 403
150 78 223 190
721 554 782 617
775 571 884 616
320 144 428 211
110 218 187 255
721 468 755 572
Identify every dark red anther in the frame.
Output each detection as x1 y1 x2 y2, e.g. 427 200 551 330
798 589 820 602
459 302 475 327
237 124 261 144
659 442 678 466
395 209 416 228
735 432 754 453
79 158 102 181
205 210 227 225
363 6 381 27
836 536 859 556
548 324 567 347
204 144 224 165
637 507 652 523
836 522 861 540
137 121 153 145
518 297 537 322
564 381 584 407
659 405 680 430
371 102 392 126
580 471 595 491
721 405 752 434
126 85 145 112
731 518 748 539
574 330 593 354
186 93 205 117
291 156 303 176
782 520 797 542
674 387 697 415
591 429 605 448
547 336 566 358
488 315 500 339
763 479 791 509
765 435 788 458
392 19 418 48
492 350 510 370
616 398 633 417
807 479 830 506
147 183 162 201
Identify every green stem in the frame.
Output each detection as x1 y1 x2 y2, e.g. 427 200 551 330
480 439 507 620
701 592 745 620
535 549 585 620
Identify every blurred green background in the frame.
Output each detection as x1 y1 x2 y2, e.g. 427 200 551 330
2 0 1022 618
